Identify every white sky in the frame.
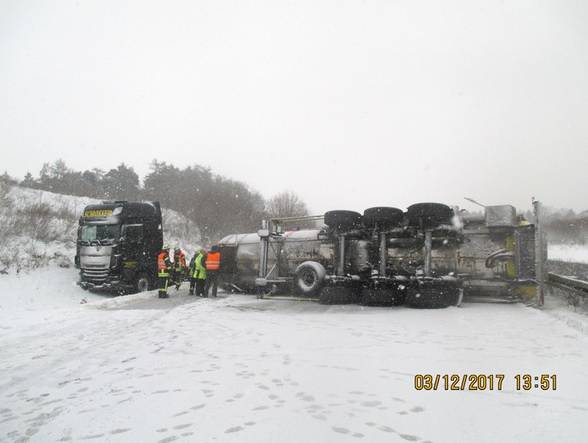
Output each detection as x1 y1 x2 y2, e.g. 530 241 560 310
1 0 587 214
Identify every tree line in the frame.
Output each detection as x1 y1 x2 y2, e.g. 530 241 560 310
4 160 309 242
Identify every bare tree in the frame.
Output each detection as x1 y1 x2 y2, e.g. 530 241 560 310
266 191 309 219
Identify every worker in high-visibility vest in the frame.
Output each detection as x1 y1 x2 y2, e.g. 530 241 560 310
157 245 172 299
205 245 221 297
189 249 207 296
172 247 187 290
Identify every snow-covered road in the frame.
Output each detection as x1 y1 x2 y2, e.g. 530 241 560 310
1 268 587 443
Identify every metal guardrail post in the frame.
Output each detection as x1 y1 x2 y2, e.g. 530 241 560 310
533 200 545 306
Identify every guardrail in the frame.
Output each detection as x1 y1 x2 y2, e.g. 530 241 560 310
547 272 588 297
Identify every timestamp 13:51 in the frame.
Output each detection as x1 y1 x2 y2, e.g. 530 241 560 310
515 374 557 390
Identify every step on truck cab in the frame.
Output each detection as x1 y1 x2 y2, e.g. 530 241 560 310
75 201 163 293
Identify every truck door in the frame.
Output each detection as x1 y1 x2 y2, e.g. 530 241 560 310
121 224 145 277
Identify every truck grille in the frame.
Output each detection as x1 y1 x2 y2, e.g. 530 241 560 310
82 267 109 283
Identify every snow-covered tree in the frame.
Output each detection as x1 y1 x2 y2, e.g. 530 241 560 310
266 191 309 219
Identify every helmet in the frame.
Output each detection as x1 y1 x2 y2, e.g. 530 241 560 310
162 244 170 250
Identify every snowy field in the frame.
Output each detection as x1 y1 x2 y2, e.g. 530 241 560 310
1 268 588 443
549 243 588 264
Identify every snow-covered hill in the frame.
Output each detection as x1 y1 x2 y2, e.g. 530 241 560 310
0 184 201 273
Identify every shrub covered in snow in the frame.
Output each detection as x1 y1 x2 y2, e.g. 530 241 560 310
0 185 201 273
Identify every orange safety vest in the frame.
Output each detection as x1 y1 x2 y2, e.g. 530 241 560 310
206 251 221 271
174 250 186 269
158 251 170 275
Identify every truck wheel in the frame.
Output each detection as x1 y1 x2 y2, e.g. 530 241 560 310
363 207 404 229
295 261 326 297
405 285 458 308
406 203 453 228
324 210 362 231
319 285 357 304
135 273 151 293
360 287 405 306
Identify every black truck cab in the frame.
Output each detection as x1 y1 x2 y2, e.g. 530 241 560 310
75 201 163 293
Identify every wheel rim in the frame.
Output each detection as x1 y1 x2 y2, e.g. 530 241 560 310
300 269 317 290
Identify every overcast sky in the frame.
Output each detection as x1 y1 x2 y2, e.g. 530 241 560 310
1 0 587 214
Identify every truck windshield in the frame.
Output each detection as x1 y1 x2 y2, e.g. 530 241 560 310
79 224 120 245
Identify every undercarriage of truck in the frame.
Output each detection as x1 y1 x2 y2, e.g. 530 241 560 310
218 201 545 309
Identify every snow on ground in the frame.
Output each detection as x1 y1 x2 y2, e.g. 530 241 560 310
1 268 588 443
548 243 588 264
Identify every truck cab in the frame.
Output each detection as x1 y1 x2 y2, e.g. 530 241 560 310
75 201 163 293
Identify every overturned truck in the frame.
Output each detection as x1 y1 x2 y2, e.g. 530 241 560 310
217 203 543 308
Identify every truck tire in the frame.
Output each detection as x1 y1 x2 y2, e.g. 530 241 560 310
319 285 356 304
407 203 453 228
363 207 404 229
135 273 151 293
360 287 405 306
324 210 362 231
405 285 458 308
294 261 326 297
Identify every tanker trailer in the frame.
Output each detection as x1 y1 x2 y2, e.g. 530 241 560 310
226 207 462 306
220 203 542 308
